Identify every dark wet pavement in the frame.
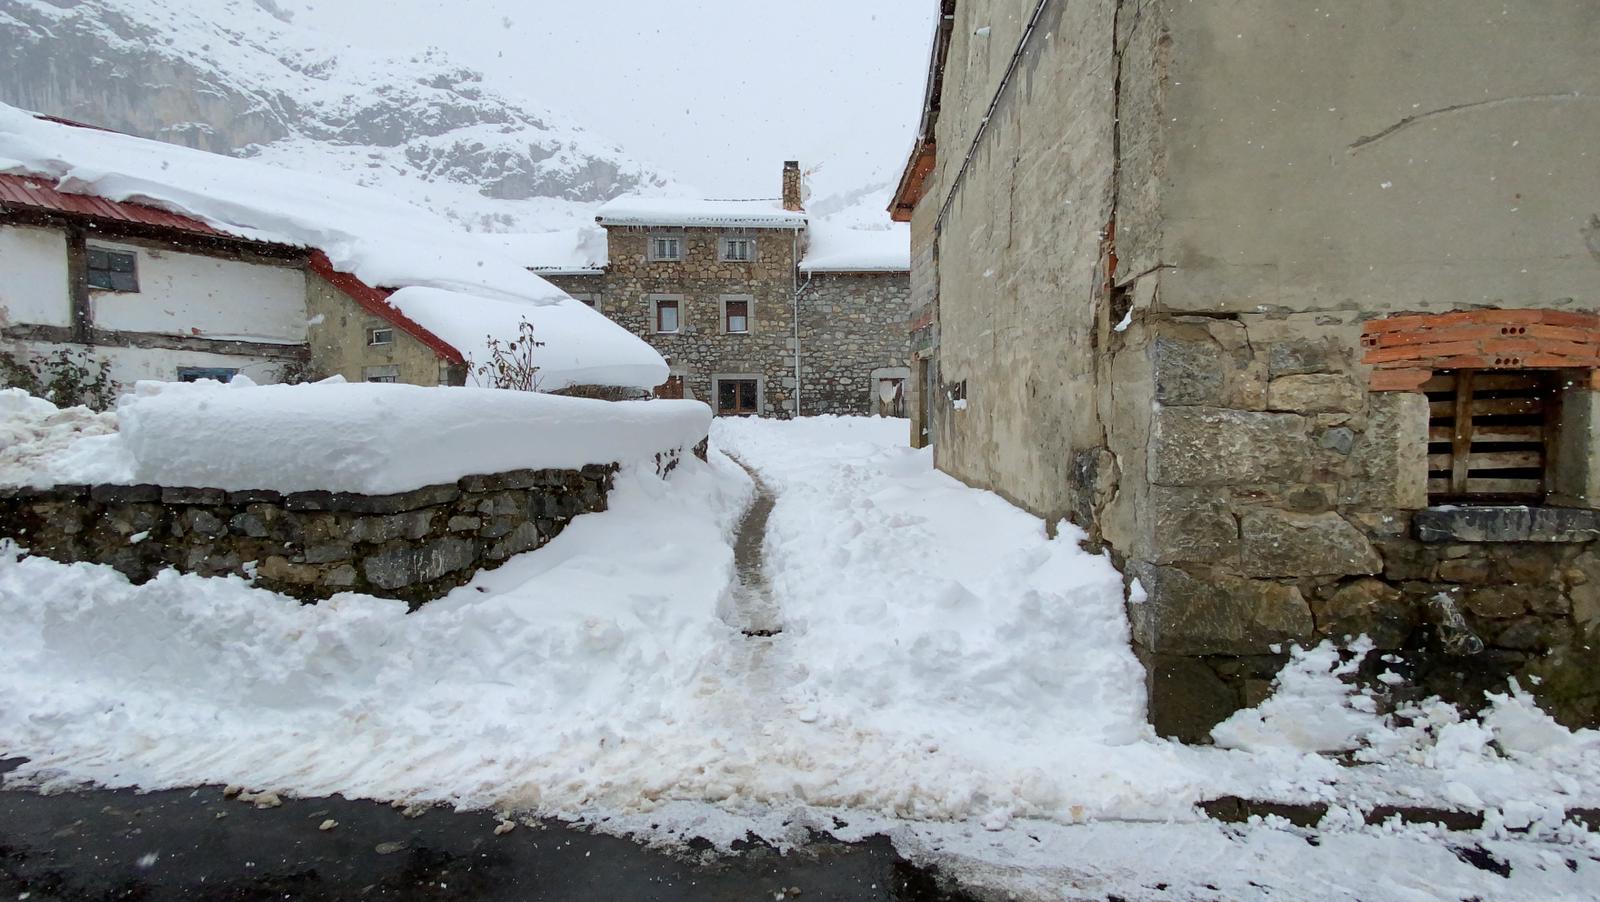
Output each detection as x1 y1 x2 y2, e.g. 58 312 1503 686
0 759 976 901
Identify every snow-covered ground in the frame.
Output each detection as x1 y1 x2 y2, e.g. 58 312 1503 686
1 414 1597 899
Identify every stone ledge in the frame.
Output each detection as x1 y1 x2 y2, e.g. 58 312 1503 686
1415 506 1600 544
1201 796 1600 832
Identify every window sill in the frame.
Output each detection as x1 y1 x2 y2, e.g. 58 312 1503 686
1414 505 1600 544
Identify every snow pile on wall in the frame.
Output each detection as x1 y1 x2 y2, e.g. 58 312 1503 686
0 104 667 390
0 380 711 494
0 389 128 487
595 196 807 229
479 227 609 274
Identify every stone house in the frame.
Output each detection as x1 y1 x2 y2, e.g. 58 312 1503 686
538 162 913 417
891 0 1600 738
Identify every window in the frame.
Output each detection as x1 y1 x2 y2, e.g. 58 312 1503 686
648 234 683 262
177 367 238 383
571 293 597 309
367 327 395 346
723 298 749 334
720 236 755 263
364 365 400 383
1425 370 1555 502
716 378 759 416
87 247 138 292
654 298 680 333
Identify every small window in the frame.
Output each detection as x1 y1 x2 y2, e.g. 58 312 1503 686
649 235 682 262
87 247 138 292
1425 369 1555 503
720 237 755 263
571 293 597 309
716 379 759 416
367 327 395 346
723 299 749 334
654 298 680 333
177 366 238 383
364 365 400 383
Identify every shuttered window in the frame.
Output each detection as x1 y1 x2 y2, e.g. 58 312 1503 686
1425 370 1555 502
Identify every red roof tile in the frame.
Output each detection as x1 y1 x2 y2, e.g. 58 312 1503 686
0 172 241 239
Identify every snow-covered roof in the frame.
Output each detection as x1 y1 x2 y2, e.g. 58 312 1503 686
594 196 807 230
478 228 608 275
0 104 667 391
799 220 910 273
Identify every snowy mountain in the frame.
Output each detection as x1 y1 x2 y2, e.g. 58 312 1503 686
0 0 674 232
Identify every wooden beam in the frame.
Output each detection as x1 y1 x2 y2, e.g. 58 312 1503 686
1451 370 1474 496
2 323 308 360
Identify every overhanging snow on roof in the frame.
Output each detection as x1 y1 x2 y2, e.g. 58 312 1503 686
595 196 807 230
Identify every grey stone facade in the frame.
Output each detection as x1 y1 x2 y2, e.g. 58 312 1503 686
0 444 703 607
546 228 910 419
894 0 1600 739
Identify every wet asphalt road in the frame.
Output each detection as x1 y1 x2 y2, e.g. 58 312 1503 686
0 759 977 902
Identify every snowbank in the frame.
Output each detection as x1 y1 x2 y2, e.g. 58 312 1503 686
0 104 667 390
0 380 711 494
595 196 807 229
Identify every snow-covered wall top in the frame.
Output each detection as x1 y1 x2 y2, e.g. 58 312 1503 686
0 104 667 390
3 381 711 495
799 221 911 273
595 197 807 230
480 227 609 274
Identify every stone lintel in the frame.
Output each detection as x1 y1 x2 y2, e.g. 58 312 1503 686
1414 506 1600 544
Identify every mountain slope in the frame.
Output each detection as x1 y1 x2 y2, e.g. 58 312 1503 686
0 0 673 231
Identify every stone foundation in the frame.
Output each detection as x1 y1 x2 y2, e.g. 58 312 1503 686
1103 313 1600 740
1 443 705 607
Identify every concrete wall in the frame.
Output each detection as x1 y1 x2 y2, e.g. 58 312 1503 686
1138 0 1600 321
87 237 308 343
305 272 452 386
923 0 1120 520
0 225 71 327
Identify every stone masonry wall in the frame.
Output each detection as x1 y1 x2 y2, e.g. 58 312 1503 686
550 226 800 416
1 444 704 607
798 271 911 416
1102 312 1600 740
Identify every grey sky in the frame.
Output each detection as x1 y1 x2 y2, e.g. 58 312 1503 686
293 0 937 201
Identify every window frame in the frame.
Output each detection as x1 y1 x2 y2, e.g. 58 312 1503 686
367 327 395 346
364 364 401 384
176 366 238 384
718 234 757 263
651 295 683 334
714 376 762 416
647 232 685 263
720 295 752 335
87 245 139 293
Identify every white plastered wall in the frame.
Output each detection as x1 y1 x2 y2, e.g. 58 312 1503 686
0 225 71 327
87 239 309 344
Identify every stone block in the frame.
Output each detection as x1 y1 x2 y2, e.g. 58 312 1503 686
162 487 228 505
1140 651 1241 743
1414 507 1600 543
1493 617 1552 651
1341 391 1428 510
1239 510 1382 577
229 511 270 538
323 564 358 589
1150 333 1226 407
258 555 322 585
1311 578 1416 648
303 542 353 564
362 537 477 590
181 509 227 539
349 510 435 545
458 470 543 493
1148 407 1311 486
1318 427 1355 455
1266 374 1364 414
1464 586 1535 619
1268 337 1346 376
1436 558 1491 584
446 515 481 533
1129 563 1315 655
90 484 160 504
227 489 283 505
485 522 542 561
1147 487 1239 564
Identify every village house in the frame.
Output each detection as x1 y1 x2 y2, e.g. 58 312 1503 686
532 162 913 418
0 111 662 398
891 0 1600 739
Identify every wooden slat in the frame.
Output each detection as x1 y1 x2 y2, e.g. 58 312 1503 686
1420 373 1457 393
1430 396 1544 417
1467 450 1543 470
1427 477 1451 494
1450 370 1474 495
1429 424 1543 443
1463 477 1543 495
1469 372 1544 391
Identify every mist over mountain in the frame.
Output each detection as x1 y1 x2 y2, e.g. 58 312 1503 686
0 0 675 232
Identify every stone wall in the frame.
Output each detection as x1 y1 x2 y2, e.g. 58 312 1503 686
1108 313 1600 739
797 271 911 416
548 231 914 418
305 271 457 386
548 227 800 416
1 444 703 607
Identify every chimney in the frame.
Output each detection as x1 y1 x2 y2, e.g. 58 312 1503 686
782 160 803 212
